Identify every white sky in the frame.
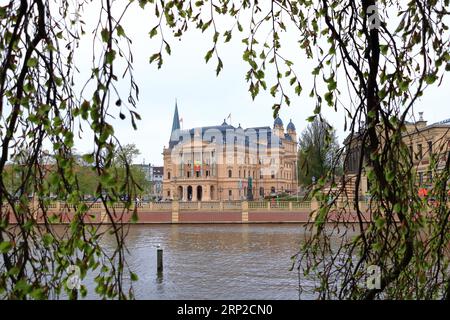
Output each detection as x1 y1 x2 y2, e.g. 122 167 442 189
68 2 450 166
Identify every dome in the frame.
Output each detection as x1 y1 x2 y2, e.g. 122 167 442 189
274 116 283 128
287 119 296 131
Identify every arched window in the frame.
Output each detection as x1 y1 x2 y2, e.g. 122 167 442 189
168 172 171 179
228 170 232 178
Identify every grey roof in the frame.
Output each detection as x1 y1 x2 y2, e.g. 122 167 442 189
152 166 164 175
274 116 283 127
287 119 296 131
169 122 284 149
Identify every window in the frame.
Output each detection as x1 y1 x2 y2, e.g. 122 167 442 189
417 144 422 159
228 190 232 197
259 187 264 197
271 171 275 179
196 171 200 178
168 190 171 196
419 172 424 185
187 171 191 178
239 170 241 178
428 141 433 156
428 171 433 183
206 170 210 177
409 145 413 159
228 170 232 178
244 170 246 178
168 172 171 179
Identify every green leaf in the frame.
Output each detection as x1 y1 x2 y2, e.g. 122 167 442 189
105 50 116 64
116 25 125 37
204 48 214 63
270 84 278 97
216 58 223 76
149 53 160 64
149 26 158 38
42 234 54 248
0 241 12 253
295 83 302 95
101 28 109 43
424 74 438 85
130 272 139 281
26 57 38 68
386 170 395 183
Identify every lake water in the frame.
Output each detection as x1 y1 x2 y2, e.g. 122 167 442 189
99 224 312 300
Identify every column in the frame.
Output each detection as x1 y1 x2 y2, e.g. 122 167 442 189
172 201 179 223
241 200 249 223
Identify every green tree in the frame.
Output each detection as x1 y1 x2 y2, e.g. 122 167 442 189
297 117 340 186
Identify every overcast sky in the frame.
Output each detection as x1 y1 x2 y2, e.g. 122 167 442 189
69 2 450 166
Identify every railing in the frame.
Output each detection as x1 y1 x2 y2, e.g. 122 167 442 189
223 201 242 211
200 201 220 210
1 200 319 213
180 202 200 210
151 202 172 211
248 201 267 210
292 201 311 210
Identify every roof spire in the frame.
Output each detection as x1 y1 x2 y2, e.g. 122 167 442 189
171 99 180 133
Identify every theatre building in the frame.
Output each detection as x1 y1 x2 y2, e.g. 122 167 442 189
162 104 298 201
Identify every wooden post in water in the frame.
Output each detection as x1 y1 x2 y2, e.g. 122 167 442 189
157 246 163 273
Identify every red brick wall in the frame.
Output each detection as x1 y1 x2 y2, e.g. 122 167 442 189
248 211 311 223
179 211 242 223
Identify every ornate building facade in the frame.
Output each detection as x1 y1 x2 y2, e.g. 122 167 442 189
162 104 298 201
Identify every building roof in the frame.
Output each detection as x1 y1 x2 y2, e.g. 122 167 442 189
171 102 180 133
274 116 283 127
152 166 164 175
287 119 296 131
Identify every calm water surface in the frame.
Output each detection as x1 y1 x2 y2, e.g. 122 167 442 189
100 224 310 300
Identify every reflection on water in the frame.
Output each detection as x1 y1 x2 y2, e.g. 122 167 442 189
96 224 308 300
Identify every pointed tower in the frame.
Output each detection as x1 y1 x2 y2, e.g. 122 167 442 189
171 101 180 133
169 101 181 147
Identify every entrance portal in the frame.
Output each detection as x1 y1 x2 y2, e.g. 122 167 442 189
197 186 202 201
177 186 183 201
187 185 193 201
210 186 215 200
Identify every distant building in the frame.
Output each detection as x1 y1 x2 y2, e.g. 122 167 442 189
162 103 298 201
133 164 164 197
344 113 450 196
150 165 164 197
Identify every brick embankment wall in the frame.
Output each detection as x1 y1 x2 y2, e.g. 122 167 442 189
178 211 242 223
248 211 311 223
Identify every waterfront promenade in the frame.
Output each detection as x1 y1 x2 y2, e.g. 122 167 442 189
3 199 374 224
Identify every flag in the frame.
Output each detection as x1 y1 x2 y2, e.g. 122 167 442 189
227 113 231 120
